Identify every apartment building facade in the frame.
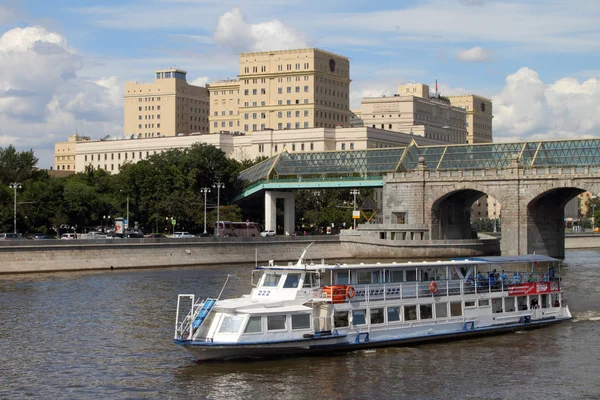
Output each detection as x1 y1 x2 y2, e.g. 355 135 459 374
359 84 468 144
208 48 352 134
448 95 493 144
54 132 90 171
123 68 210 138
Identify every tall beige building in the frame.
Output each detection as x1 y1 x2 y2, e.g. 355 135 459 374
207 48 351 134
54 132 90 171
124 68 210 138
448 95 493 144
360 84 468 144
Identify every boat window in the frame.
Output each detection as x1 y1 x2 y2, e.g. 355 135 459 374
517 296 528 311
406 270 417 282
478 299 490 307
352 310 366 325
267 315 286 331
540 294 549 309
450 302 463 317
334 311 349 327
218 316 245 334
291 314 311 330
504 297 516 312
435 303 448 318
334 271 349 285
262 273 282 287
550 293 560 307
492 298 503 313
420 304 433 320
302 272 316 288
404 305 417 321
387 307 401 322
244 316 262 334
283 273 301 288
387 270 405 283
355 271 372 284
370 308 384 324
465 300 476 308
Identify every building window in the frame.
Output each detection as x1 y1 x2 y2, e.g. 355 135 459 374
252 124 257 130
287 87 291 93
304 122 309 128
295 122 300 128
278 123 283 129
310 143 314 150
295 86 300 93
252 89 257 95
244 89 249 95
292 144 296 151
278 88 282 94
341 143 346 150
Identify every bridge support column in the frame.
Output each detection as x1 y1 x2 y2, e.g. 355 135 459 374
264 191 295 235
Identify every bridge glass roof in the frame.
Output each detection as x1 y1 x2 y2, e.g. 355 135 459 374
238 138 600 185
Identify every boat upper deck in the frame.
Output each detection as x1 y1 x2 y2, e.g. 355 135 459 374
256 254 560 272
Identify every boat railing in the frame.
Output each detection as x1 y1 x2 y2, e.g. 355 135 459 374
315 273 561 304
174 294 206 340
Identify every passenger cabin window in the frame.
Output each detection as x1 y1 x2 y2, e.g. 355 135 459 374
244 317 262 333
370 308 384 324
334 271 349 284
450 302 463 317
404 305 417 321
478 299 490 307
352 310 366 325
267 315 286 331
262 273 282 287
355 271 372 284
387 270 405 282
420 304 433 319
291 314 311 330
283 273 301 288
406 270 417 281
218 316 245 333
334 311 349 327
387 307 401 322
435 303 448 318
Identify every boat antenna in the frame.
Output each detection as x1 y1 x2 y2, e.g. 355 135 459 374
255 247 258 268
296 242 314 267
217 274 240 300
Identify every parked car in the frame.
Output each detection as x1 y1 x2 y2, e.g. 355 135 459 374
0 233 20 240
146 233 168 238
124 230 144 238
106 232 123 239
260 230 276 237
60 233 77 240
197 232 212 237
172 232 195 238
32 233 56 240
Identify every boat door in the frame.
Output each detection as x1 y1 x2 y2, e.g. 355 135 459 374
312 303 333 333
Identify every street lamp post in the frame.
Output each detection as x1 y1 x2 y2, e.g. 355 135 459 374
9 183 21 234
593 204 597 232
120 190 129 230
350 189 360 230
213 181 225 237
103 215 111 232
166 217 175 236
201 187 210 234
493 201 497 233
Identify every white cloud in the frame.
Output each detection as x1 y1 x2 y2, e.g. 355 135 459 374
190 76 210 87
212 8 308 52
456 46 493 62
0 26 123 167
493 67 600 141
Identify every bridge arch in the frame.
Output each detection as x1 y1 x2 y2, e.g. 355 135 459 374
522 183 600 256
429 184 504 240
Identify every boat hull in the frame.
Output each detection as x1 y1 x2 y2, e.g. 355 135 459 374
176 315 571 361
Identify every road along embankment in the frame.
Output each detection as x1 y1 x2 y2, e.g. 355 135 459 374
0 237 348 274
564 233 600 249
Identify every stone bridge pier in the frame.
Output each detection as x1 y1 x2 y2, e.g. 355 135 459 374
382 158 600 258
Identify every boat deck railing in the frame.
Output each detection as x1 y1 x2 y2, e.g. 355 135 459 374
318 272 560 303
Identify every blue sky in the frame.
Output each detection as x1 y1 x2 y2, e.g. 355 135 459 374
1 0 600 167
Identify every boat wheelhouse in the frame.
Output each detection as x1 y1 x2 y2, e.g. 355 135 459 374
174 252 571 361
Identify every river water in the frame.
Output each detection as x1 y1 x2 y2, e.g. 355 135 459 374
1 250 599 399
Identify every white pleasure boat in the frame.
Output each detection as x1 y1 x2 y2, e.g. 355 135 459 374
174 247 571 361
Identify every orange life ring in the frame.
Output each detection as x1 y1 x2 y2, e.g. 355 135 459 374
346 285 355 298
429 281 438 293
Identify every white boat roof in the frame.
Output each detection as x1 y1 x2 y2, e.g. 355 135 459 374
256 254 559 272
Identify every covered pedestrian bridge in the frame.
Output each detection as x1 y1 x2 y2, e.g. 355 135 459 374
237 138 600 257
